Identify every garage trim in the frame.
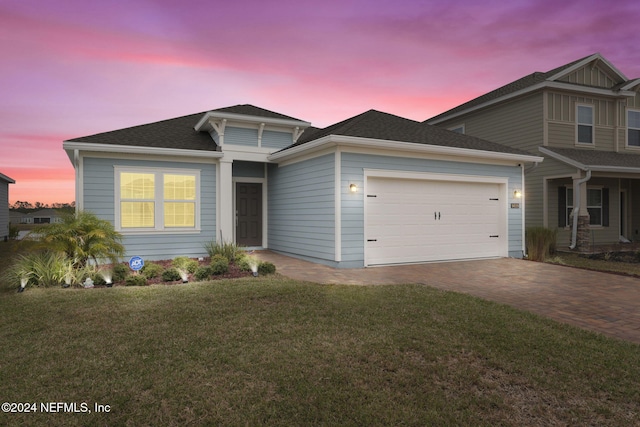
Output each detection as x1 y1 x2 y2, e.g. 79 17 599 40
363 169 509 266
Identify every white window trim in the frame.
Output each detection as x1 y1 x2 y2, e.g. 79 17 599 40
626 108 640 149
576 104 594 145
566 185 603 227
114 166 201 234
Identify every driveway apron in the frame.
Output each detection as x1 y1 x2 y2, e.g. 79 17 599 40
255 251 640 344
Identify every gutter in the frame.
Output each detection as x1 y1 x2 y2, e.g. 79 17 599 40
569 169 592 249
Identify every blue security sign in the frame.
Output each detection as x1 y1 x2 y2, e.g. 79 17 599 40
129 256 144 271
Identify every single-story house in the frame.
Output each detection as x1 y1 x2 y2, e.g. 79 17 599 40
1 173 15 240
25 209 64 224
63 105 542 267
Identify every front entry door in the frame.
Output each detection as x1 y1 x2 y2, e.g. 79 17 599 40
236 182 262 246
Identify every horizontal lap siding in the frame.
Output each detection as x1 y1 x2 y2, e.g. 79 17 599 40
225 127 258 147
341 152 524 263
267 154 335 262
262 131 293 150
82 157 216 261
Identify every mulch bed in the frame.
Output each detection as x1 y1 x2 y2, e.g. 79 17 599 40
585 251 640 264
95 257 253 288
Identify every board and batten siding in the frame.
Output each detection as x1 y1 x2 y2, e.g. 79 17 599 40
267 154 335 264
81 157 217 261
340 152 525 264
438 93 544 153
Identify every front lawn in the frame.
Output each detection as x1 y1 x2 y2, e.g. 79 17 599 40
1 250 639 425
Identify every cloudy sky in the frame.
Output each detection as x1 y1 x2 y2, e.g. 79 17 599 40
2 0 640 205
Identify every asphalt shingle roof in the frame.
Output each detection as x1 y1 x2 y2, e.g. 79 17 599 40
426 54 597 123
66 105 304 151
543 147 640 169
291 109 533 156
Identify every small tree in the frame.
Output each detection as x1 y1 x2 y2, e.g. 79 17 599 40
30 211 125 267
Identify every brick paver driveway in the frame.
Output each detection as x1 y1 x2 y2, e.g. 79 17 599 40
256 251 640 344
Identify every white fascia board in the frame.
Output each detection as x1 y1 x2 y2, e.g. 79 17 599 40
539 147 587 170
621 78 640 91
194 111 311 132
428 81 634 125
62 141 223 159
270 135 543 164
547 53 628 82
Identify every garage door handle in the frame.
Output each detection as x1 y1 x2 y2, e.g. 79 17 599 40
434 212 441 220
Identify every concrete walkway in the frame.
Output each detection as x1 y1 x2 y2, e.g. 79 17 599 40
255 251 640 344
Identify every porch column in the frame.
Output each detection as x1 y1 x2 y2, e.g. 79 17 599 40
572 173 591 252
219 158 234 243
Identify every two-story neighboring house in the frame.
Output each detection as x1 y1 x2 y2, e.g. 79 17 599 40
427 53 640 252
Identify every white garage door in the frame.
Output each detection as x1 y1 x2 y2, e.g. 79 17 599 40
365 176 506 266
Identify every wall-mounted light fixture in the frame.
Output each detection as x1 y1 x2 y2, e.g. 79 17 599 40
513 190 522 199
349 183 358 193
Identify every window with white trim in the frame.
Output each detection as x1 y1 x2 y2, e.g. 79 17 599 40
115 167 200 232
566 187 604 226
628 109 640 147
577 105 594 144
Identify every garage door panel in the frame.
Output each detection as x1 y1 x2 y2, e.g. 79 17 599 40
365 176 504 265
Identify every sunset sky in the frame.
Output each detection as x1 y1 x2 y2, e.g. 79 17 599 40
2 0 640 205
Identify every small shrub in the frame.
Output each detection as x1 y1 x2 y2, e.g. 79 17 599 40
142 262 164 279
194 266 212 281
258 261 276 275
237 255 258 272
125 274 147 286
172 256 199 274
526 227 558 262
3 251 68 288
8 224 19 240
204 241 242 263
162 267 182 282
112 264 129 282
210 255 229 275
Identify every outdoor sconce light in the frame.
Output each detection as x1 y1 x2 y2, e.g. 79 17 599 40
349 183 358 193
514 190 522 199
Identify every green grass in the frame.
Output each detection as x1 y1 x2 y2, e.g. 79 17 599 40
548 252 640 277
1 242 640 426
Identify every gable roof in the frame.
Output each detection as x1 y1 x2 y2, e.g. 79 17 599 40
289 109 532 156
426 53 635 125
540 147 640 172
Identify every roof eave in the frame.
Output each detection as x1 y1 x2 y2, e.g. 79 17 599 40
428 82 635 125
539 147 640 174
63 141 223 159
270 135 543 164
194 111 311 132
0 173 15 184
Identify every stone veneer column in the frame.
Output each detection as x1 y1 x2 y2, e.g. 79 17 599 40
575 215 591 252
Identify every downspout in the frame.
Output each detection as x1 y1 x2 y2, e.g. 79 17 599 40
569 169 592 249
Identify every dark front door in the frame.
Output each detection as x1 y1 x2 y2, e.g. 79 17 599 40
236 182 262 246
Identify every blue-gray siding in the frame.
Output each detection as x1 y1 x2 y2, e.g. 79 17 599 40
82 157 216 261
262 130 294 150
222 127 293 150
267 154 335 263
340 152 524 266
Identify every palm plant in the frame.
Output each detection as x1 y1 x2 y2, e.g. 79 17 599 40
30 211 125 267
